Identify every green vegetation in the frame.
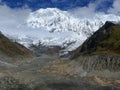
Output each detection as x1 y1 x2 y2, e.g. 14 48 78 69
72 22 120 58
96 25 120 55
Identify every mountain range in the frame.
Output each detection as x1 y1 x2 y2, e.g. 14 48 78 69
1 8 120 55
0 7 120 90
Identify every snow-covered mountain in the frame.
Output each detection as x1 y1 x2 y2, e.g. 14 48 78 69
1 8 120 53
26 8 120 51
27 8 120 34
27 8 102 36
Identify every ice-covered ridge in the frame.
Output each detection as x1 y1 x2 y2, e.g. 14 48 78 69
27 8 120 36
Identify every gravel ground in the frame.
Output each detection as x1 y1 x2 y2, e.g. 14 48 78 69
0 55 119 90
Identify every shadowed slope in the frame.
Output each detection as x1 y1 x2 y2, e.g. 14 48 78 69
72 21 120 58
0 32 33 59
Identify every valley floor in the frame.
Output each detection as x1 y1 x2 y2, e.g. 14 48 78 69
0 55 120 90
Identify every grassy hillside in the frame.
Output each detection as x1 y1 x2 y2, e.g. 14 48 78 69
0 32 33 58
96 25 120 55
71 21 120 58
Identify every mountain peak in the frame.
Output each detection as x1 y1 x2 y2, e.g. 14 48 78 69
1 8 120 53
26 8 120 52
104 21 115 29
27 8 120 34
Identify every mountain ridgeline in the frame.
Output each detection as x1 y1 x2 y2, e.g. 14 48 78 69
72 21 120 57
70 21 120 72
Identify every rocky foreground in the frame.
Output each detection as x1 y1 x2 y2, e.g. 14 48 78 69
0 55 119 90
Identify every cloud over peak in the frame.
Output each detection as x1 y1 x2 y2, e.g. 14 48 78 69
108 0 120 15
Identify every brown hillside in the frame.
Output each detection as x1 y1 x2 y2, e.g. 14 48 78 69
0 32 33 58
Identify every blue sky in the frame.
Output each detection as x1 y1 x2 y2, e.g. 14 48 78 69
0 0 114 12
0 0 120 16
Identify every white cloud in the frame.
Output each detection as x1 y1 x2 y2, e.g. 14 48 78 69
0 5 31 25
68 0 109 18
68 0 120 17
0 5 32 34
108 0 120 15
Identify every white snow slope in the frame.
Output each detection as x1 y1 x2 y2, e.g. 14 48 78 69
1 8 120 52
